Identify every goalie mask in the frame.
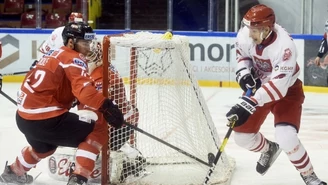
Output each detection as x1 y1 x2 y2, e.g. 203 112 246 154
86 40 103 74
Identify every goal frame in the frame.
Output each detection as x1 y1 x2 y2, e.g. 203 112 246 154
100 32 235 185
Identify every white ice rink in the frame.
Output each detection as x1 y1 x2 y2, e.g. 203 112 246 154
0 83 327 185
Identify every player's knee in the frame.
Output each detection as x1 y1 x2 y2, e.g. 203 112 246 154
234 132 257 149
275 123 299 151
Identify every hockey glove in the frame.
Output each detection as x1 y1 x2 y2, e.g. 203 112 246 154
236 67 261 95
226 96 257 127
30 60 38 70
100 99 124 128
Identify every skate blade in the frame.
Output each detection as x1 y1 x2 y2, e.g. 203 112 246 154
258 148 282 176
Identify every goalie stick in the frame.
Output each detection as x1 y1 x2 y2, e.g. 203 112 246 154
123 121 211 167
202 88 253 185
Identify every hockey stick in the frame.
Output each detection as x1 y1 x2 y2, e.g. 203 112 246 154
0 74 18 106
123 121 211 167
202 88 253 185
0 91 17 106
0 71 29 76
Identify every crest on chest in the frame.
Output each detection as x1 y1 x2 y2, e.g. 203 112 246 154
253 56 272 72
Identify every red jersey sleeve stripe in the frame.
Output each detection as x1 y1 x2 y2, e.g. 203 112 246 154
269 81 283 99
262 85 275 101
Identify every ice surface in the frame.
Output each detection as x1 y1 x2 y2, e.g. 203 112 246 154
0 83 327 185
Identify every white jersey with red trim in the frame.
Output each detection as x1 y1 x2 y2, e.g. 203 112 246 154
236 23 300 106
39 26 65 54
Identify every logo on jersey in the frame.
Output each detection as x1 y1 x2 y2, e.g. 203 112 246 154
274 65 279 71
73 58 87 69
95 81 102 91
283 48 292 61
17 91 26 105
253 56 272 72
279 66 294 73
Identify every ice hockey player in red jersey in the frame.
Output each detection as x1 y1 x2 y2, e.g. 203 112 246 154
225 4 327 185
0 22 124 185
314 20 328 67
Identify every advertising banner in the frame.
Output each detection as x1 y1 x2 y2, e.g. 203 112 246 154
0 30 306 85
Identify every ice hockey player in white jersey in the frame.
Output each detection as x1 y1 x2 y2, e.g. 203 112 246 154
225 4 327 185
39 12 84 54
314 20 328 66
28 12 84 69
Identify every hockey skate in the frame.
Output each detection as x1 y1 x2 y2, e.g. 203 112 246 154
67 174 88 185
301 172 327 185
256 140 282 175
0 165 33 184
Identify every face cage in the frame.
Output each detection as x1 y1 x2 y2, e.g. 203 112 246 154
86 39 103 64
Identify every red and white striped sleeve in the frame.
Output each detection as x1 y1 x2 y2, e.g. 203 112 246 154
253 42 299 106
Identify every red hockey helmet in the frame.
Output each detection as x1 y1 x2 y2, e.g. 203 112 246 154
68 12 83 23
242 4 275 29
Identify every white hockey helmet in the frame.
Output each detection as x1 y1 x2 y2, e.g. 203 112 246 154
325 19 328 32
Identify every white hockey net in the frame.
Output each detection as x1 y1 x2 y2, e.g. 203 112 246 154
101 31 235 185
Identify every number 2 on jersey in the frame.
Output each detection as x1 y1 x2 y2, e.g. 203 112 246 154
25 70 46 93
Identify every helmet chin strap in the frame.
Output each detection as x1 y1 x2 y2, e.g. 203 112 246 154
260 29 272 44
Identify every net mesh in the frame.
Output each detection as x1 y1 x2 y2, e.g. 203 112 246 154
102 31 235 185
